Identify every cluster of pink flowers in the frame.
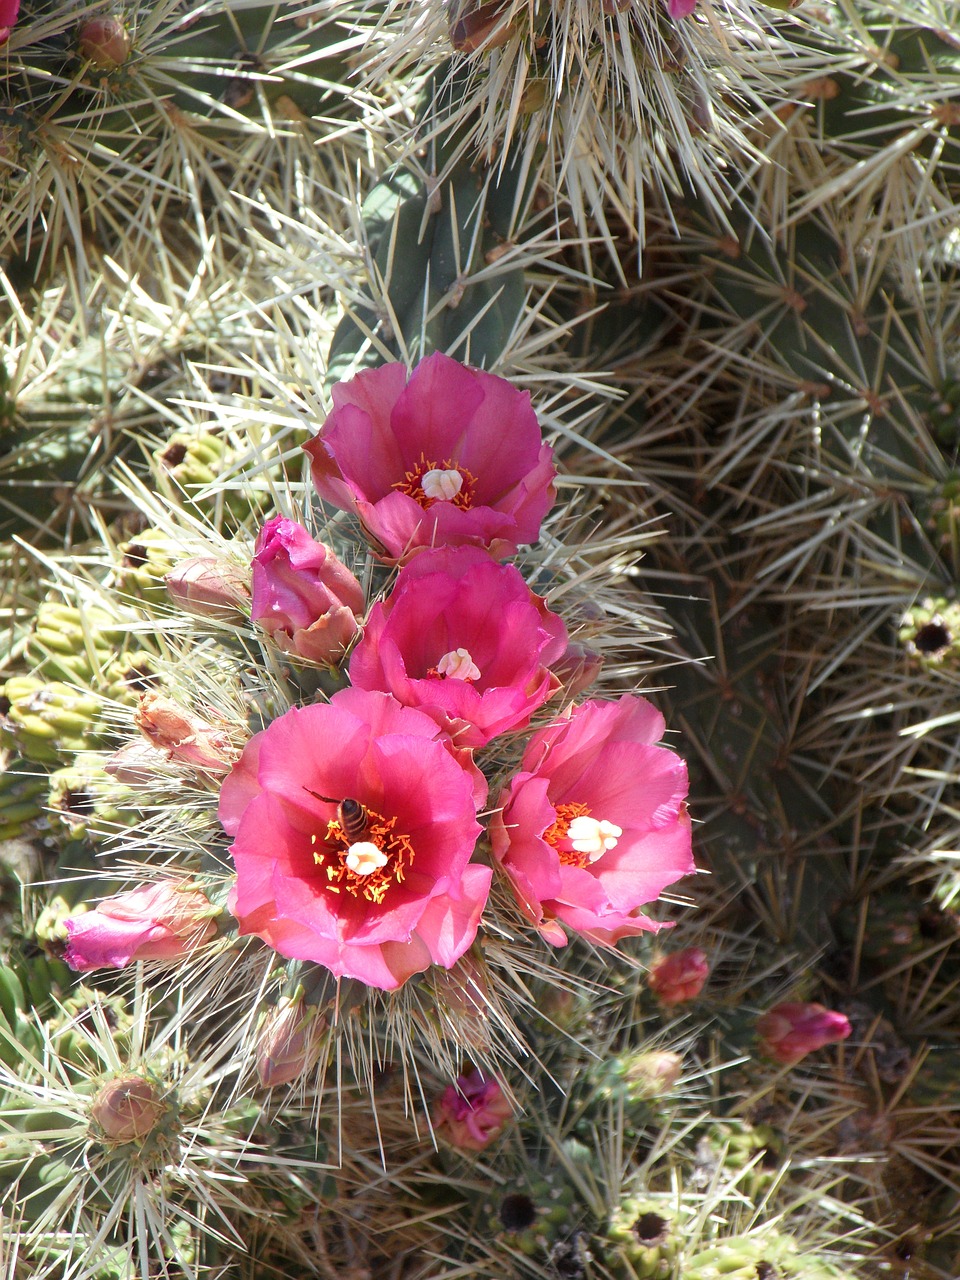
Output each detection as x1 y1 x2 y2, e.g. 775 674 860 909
64 354 694 995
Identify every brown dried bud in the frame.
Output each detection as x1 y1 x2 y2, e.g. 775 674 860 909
135 692 237 774
448 0 515 53
165 556 250 621
78 16 132 69
256 997 326 1088
90 1075 167 1144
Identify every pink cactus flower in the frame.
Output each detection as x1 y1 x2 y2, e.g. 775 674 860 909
218 688 491 990
304 353 556 562
434 1070 512 1150
490 695 694 946
349 546 567 748
756 1002 852 1065
0 0 19 45
667 0 698 18
647 947 710 1005
251 516 364 664
64 881 219 972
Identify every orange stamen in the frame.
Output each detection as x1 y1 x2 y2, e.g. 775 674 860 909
393 452 476 511
313 807 415 904
543 801 593 868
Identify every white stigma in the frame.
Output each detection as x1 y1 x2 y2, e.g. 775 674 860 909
345 841 388 876
567 816 623 862
436 647 481 682
421 468 464 502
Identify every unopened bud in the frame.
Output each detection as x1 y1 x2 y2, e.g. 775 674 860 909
78 16 132 69
256 997 326 1088
165 556 250 621
104 740 171 785
622 1050 683 1098
448 0 515 53
90 1075 167 1144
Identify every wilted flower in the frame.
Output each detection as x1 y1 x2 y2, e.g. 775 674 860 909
756 1002 852 1064
218 688 491 990
490 695 693 946
256 995 326 1088
434 1070 512 1150
0 0 19 44
251 515 364 664
135 692 236 774
304 353 556 562
89 1075 168 1145
165 556 250 621
647 947 710 1005
64 881 220 972
349 546 567 747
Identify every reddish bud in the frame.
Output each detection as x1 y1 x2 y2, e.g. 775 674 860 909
647 948 710 1006
90 1075 167 1144
78 16 132 69
756 1002 852 1065
434 1070 512 1151
165 556 250 621
448 0 515 53
64 880 219 972
256 996 326 1088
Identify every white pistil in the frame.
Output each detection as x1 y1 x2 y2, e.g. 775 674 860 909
567 815 623 862
436 647 481 682
421 468 464 502
345 841 388 876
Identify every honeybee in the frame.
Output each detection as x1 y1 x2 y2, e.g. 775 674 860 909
303 788 369 842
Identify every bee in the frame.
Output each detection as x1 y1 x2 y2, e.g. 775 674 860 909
303 788 369 843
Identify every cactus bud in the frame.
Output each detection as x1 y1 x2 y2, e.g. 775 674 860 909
256 995 326 1088
135 692 237 774
64 880 219 972
90 1074 167 1145
756 1002 851 1064
165 556 250 621
448 0 515 53
434 1070 512 1151
647 947 710 1005
78 16 132 69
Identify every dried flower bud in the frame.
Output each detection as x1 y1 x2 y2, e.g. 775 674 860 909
78 15 132 69
90 1075 167 1144
448 0 515 53
256 996 326 1088
165 556 250 621
756 1002 852 1065
135 692 236 773
551 641 604 697
103 740 171 785
647 948 710 1006
434 1070 512 1151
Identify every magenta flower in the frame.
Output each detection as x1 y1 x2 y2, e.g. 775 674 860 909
349 546 567 748
0 0 19 45
251 516 364 664
434 1070 512 1151
490 695 693 946
218 688 491 990
304 353 556 562
667 0 698 18
756 1002 852 1065
647 947 710 1005
64 881 219 972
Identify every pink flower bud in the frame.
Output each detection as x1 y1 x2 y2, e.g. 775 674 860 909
165 556 250 621
756 1002 852 1065
90 1075 168 1144
251 516 364 665
551 641 604 697
256 997 326 1088
78 16 132 68
64 881 219 972
434 1070 512 1151
135 692 236 774
647 948 710 1006
667 0 698 17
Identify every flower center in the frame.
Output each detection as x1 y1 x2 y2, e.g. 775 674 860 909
312 806 414 904
543 802 622 868
394 453 476 511
433 647 481 682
